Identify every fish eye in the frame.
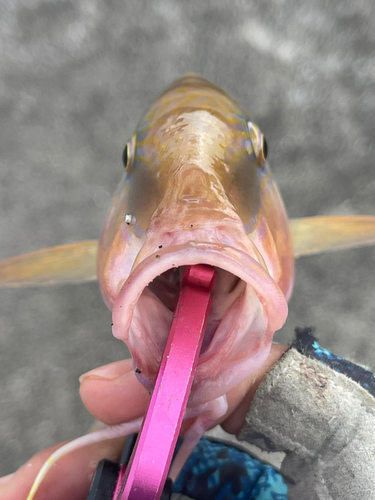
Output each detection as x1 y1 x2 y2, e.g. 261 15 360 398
122 142 130 169
247 121 268 169
262 137 268 161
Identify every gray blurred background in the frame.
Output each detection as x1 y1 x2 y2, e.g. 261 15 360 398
1 0 375 475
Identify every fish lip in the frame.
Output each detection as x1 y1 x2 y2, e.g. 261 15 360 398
112 241 288 404
113 241 287 331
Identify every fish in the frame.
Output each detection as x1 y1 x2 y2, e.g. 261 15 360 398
2 73 375 496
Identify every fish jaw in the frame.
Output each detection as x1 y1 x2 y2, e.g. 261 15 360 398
111 216 288 406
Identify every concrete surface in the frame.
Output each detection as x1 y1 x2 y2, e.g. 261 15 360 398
1 0 375 476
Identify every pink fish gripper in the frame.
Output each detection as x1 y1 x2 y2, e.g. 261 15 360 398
86 264 217 500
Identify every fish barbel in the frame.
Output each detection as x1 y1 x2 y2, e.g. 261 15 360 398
2 73 375 496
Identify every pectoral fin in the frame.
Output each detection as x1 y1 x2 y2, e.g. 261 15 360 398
290 216 375 257
0 240 98 287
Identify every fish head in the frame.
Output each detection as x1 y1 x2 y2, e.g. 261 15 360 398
97 74 294 405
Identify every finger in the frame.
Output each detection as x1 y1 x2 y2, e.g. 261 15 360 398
0 437 125 500
79 359 150 425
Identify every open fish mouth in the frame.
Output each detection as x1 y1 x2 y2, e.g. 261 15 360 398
112 241 288 406
148 264 241 353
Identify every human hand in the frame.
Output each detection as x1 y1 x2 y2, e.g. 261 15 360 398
0 344 286 500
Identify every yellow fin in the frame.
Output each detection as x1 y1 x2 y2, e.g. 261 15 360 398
290 216 375 257
0 240 98 287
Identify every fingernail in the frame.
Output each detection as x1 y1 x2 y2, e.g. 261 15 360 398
79 363 124 383
0 472 15 485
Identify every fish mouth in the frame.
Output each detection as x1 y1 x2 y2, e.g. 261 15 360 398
112 242 288 405
148 265 239 354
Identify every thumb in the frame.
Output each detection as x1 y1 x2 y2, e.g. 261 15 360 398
79 358 149 425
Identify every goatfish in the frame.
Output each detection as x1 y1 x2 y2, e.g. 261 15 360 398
2 73 375 497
